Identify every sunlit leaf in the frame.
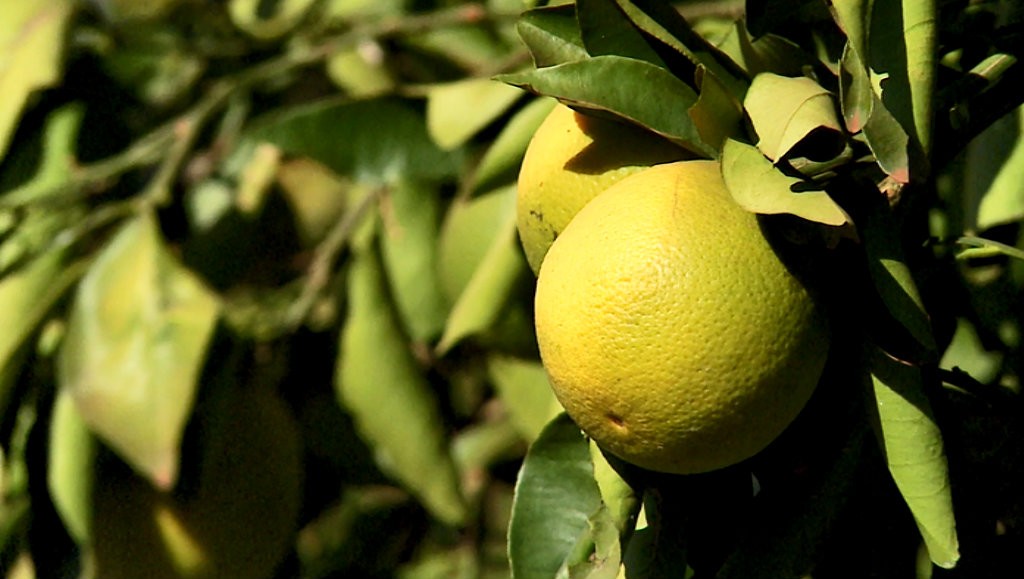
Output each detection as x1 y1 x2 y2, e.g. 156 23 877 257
969 105 1024 230
435 215 527 355
517 4 588 68
0 0 73 161
1 103 83 206
58 213 221 490
589 442 640 536
246 97 461 184
426 77 524 150
867 347 959 569
939 318 1003 385
336 239 466 525
508 413 602 579
472 97 557 194
956 236 1024 262
721 139 849 225
437 185 518 304
744 73 842 162
498 55 713 156
47 388 98 544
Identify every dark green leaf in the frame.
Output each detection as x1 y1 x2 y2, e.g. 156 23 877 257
245 97 461 184
721 139 849 225
866 346 959 569
509 413 603 579
863 91 912 184
610 0 748 97
576 0 665 66
517 4 588 68
688 67 744 154
498 55 713 156
839 42 873 134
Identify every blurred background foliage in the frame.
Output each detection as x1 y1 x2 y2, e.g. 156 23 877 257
0 0 1022 578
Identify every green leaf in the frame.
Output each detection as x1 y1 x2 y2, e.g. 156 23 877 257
589 442 640 537
47 388 98 545
336 239 466 526
721 139 849 225
832 0 935 178
426 78 525 151
508 413 603 579
839 42 874 134
688 67 744 154
435 214 527 355
867 346 959 569
939 318 1003 385
378 180 449 343
863 201 937 359
228 0 317 40
969 105 1024 230
245 97 461 184
57 213 221 490
0 0 73 161
436 184 518 303
610 0 747 92
956 236 1024 262
710 22 816 78
863 91 911 184
745 73 843 162
472 97 557 194
498 55 713 157
516 4 588 68
561 505 623 579
1 103 83 206
576 0 665 66
486 354 562 442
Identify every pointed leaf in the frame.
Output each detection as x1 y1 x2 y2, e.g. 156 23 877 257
721 139 850 225
970 105 1024 229
486 354 562 442
426 78 524 151
576 0 665 66
867 347 959 569
688 67 744 154
245 97 461 184
839 42 874 134
435 215 526 355
437 184 518 303
378 180 448 343
863 91 912 184
58 213 220 490
337 241 466 525
863 201 936 358
509 413 603 579
610 0 748 97
498 55 713 156
745 73 843 162
472 97 558 194
47 388 98 544
0 0 73 160
516 4 588 68
589 441 640 536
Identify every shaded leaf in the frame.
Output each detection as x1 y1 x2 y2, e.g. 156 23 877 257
378 180 448 343
486 354 562 442
517 4 588 68
47 388 98 544
472 97 557 194
862 201 937 358
688 67 744 154
711 22 816 78
1 103 83 206
969 105 1024 229
863 91 911 184
577 0 665 66
589 442 640 536
939 318 1003 385
246 97 461 184
509 413 603 579
562 505 622 579
866 346 959 569
58 213 220 490
0 0 73 160
956 236 1024 262
498 55 713 156
426 78 524 151
721 139 849 225
609 0 748 97
336 239 466 525
745 73 842 162
839 41 874 134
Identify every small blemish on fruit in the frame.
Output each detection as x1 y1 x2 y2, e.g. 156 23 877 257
606 412 627 431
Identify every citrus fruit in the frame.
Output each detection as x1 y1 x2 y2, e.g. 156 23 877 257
534 160 830 474
91 386 303 579
516 104 690 275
